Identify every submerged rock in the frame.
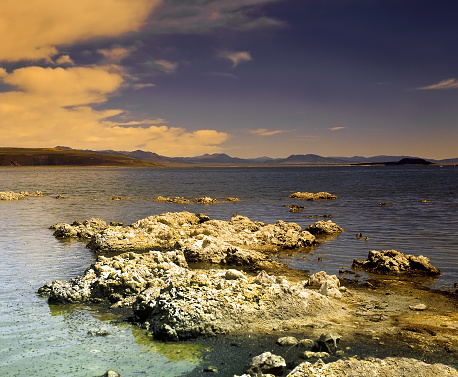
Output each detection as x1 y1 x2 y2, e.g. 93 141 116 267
352 250 440 276
0 190 45 200
287 357 458 377
289 192 337 200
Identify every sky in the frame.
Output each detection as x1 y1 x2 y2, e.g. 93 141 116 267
0 0 457 159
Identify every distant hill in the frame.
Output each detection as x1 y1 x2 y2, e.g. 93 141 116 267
71 149 458 166
386 158 432 165
0 148 161 167
335 155 413 164
3 147 457 167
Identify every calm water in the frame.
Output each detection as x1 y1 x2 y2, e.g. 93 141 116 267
1 166 457 376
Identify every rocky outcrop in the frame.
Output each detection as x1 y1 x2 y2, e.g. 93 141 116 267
49 212 319 272
312 333 341 354
38 250 188 306
352 250 440 276
154 196 239 204
0 190 45 200
54 212 318 261
307 271 343 299
51 218 108 239
38 250 345 341
287 357 458 377
154 196 190 204
134 267 343 340
245 352 286 376
289 192 337 200
193 196 219 204
305 220 345 235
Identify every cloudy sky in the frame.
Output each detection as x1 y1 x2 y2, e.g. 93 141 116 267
1 0 457 158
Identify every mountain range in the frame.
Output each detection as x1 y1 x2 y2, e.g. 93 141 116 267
1 147 457 167
95 149 458 166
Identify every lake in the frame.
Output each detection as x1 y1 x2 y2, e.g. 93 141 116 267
1 165 457 376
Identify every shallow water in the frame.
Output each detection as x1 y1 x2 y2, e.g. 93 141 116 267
0 165 457 376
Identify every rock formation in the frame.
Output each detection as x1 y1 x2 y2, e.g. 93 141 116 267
352 250 440 276
289 192 337 200
246 352 286 376
51 218 108 239
0 190 45 200
154 196 190 204
39 250 345 341
305 220 345 235
193 197 219 204
287 357 458 377
52 212 318 268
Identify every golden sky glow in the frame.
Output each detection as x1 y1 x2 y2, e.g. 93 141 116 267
0 0 229 155
0 0 158 62
0 0 457 159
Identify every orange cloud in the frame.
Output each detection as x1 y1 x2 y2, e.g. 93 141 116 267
219 51 252 67
2 65 124 106
151 59 179 74
99 47 132 62
0 0 159 62
250 128 285 136
55 55 74 65
0 65 229 155
416 78 458 90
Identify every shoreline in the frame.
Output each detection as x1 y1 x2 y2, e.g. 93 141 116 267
75 262 458 376
37 210 458 376
1 163 457 169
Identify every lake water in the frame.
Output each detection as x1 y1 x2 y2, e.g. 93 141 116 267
1 165 457 376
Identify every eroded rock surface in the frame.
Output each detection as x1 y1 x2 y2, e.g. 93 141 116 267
305 220 345 235
53 212 318 266
51 218 108 239
154 196 190 204
193 197 219 204
289 192 337 200
352 250 440 276
0 190 45 200
39 250 345 341
38 250 188 306
246 352 286 376
287 357 458 377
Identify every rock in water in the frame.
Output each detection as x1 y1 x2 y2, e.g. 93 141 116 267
53 212 317 270
306 220 345 235
246 352 286 376
352 250 440 276
39 253 345 340
289 192 337 200
0 190 45 200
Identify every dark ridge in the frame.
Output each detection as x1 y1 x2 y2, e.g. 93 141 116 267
386 158 432 166
0 148 161 167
